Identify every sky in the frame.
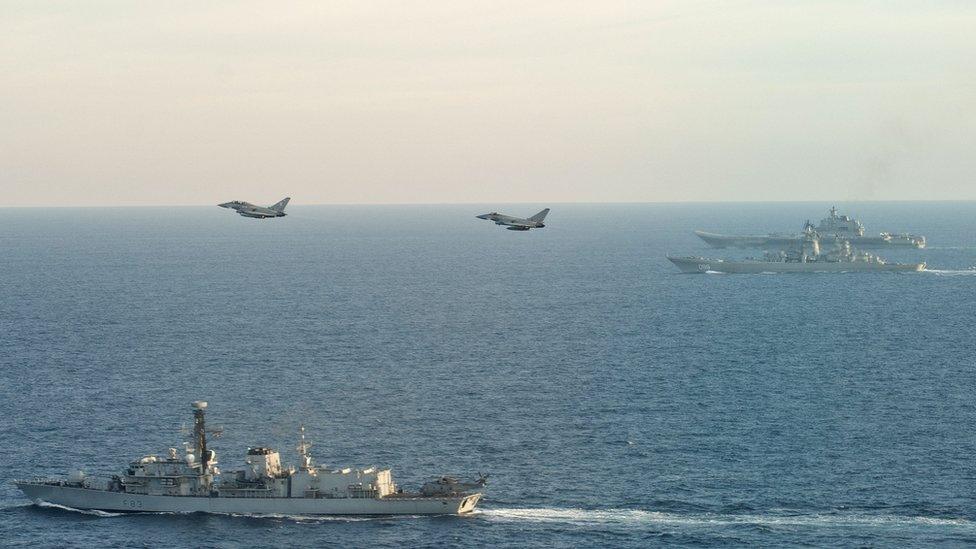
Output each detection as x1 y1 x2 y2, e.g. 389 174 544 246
1 1 975 206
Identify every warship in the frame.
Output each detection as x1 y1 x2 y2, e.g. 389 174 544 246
695 207 926 249
669 234 925 274
15 402 485 515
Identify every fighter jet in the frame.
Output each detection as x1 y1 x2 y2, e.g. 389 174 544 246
476 208 549 231
218 197 290 219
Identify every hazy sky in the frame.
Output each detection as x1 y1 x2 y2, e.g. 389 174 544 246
2 1 974 206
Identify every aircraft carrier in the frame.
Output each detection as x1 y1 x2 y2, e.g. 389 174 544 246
669 235 925 274
695 207 926 249
15 402 485 515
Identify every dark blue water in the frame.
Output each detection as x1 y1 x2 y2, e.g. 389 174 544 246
1 203 974 548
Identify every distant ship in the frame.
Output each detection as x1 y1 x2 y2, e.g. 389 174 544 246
695 207 926 249
16 402 485 515
669 234 925 274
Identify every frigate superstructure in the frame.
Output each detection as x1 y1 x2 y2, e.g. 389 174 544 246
669 234 925 274
15 402 485 515
695 207 926 249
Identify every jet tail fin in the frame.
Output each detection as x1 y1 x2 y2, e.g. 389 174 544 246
528 208 549 223
270 197 290 213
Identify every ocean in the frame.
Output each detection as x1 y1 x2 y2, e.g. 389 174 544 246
1 202 974 548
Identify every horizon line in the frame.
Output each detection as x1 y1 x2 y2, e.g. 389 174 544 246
1 199 974 209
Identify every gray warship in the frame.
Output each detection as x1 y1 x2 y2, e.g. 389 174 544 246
16 402 485 515
695 207 926 249
669 233 925 274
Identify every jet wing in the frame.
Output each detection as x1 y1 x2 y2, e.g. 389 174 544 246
493 216 524 226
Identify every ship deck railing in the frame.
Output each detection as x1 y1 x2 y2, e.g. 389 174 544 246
15 474 120 489
15 477 66 485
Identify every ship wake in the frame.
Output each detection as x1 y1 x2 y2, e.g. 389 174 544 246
478 507 976 530
923 268 976 276
23 502 431 522
223 512 426 523
35 501 125 517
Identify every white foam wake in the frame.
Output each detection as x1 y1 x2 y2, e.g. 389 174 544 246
26 502 427 522
35 501 124 517
223 512 422 522
26 501 973 529
478 507 976 529
923 269 976 276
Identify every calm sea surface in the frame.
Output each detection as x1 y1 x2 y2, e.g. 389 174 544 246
1 202 974 548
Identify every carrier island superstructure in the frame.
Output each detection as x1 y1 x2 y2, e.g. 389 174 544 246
16 402 485 515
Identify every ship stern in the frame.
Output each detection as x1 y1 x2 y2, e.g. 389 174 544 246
457 493 482 514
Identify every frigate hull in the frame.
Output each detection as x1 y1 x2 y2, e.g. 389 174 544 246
667 256 925 274
17 482 481 515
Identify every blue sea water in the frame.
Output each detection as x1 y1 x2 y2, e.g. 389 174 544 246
0 202 974 548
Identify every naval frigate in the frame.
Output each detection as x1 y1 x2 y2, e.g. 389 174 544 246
16 402 485 515
695 207 926 249
669 234 925 274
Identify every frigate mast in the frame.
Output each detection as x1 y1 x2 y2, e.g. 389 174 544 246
192 401 209 468
297 425 313 471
